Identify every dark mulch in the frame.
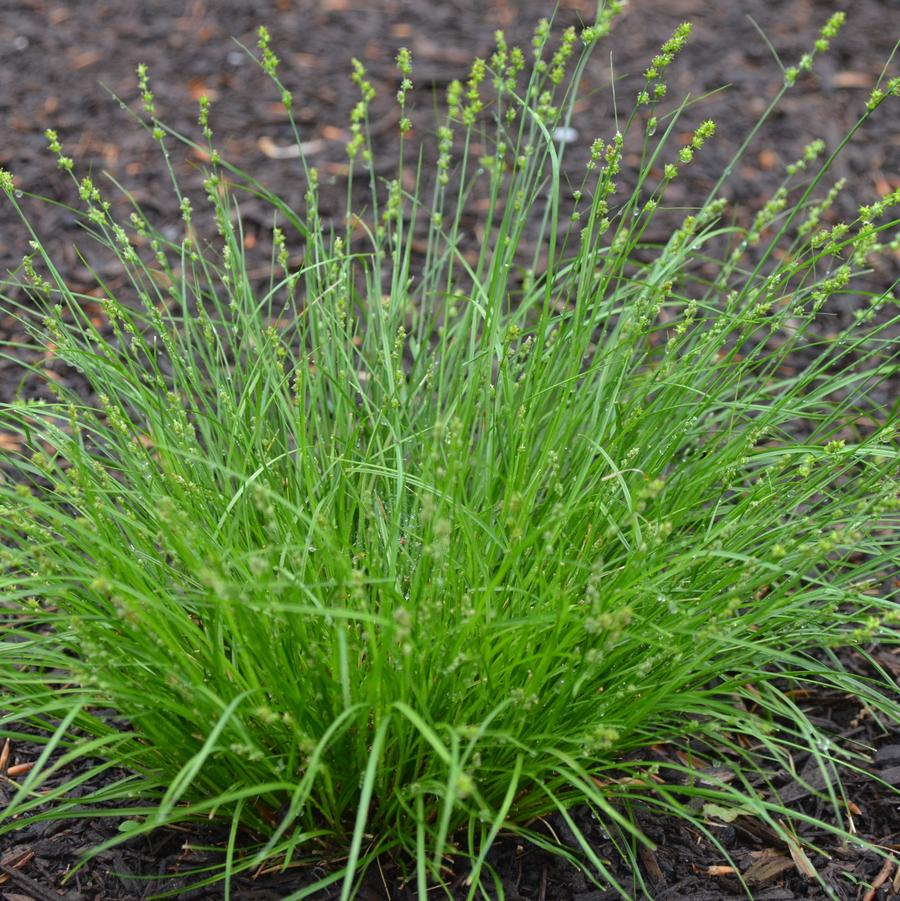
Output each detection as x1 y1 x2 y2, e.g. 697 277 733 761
1 1 898 898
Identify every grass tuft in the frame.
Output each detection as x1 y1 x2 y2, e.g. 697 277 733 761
1 10 898 899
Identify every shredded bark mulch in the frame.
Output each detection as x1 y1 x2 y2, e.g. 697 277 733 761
1 1 898 898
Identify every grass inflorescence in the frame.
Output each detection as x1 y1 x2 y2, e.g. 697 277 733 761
1 8 898 899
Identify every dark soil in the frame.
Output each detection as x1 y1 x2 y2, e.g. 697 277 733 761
1 1 898 898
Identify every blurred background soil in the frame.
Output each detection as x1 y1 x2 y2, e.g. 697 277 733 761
0 1 898 899
1 0 897 305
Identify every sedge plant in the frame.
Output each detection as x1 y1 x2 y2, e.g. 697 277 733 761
1 8 898 899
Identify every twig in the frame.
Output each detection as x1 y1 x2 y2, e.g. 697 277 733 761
862 857 895 901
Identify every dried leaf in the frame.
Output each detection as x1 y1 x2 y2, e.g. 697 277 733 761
702 802 746 823
786 834 817 879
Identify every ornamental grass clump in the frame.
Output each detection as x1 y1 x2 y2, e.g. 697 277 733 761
1 8 898 899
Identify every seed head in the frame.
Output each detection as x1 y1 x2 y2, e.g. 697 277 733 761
136 63 155 117
257 26 279 77
549 26 577 85
44 129 73 172
866 87 886 112
691 119 716 149
820 11 845 40
395 46 412 77
532 17 551 59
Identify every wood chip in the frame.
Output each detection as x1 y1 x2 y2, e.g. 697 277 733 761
257 135 324 159
874 745 900 766
734 817 788 848
188 79 219 102
321 125 350 142
0 849 33 887
758 148 778 170
707 865 737 877
67 48 101 69
0 432 22 452
321 160 350 177
874 177 895 198
744 854 794 888
0 848 32 869
0 862 61 901
833 71 874 89
638 845 664 885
